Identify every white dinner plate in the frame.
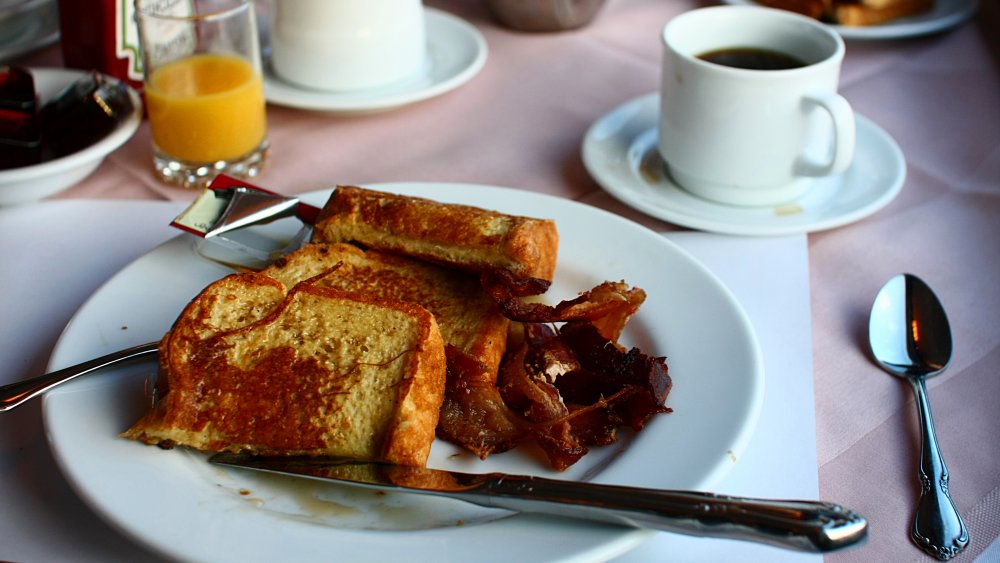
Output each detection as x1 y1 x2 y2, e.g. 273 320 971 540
721 0 979 40
0 0 58 62
43 183 763 563
263 8 487 113
582 93 905 236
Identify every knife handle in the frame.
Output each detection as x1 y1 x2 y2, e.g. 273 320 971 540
0 341 158 412
478 476 867 553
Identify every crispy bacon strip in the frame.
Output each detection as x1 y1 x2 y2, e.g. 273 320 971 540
558 321 672 431
436 346 526 458
499 344 587 471
483 269 551 297
523 322 580 383
565 402 619 447
481 269 646 342
496 320 672 470
436 271 671 471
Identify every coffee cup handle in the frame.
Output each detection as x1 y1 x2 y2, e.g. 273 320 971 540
796 93 856 177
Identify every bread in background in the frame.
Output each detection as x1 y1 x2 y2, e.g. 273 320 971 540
756 0 826 19
756 0 934 26
834 0 934 25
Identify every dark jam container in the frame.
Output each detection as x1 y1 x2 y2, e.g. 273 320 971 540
38 71 135 158
0 66 42 169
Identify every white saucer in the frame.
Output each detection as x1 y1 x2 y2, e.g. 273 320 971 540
722 0 978 40
263 8 487 113
582 93 905 236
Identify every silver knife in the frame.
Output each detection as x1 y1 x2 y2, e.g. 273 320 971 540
209 452 867 553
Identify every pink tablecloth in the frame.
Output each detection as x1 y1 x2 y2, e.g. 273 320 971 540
6 0 1000 561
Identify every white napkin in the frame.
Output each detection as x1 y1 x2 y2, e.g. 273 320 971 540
612 232 820 562
0 201 818 562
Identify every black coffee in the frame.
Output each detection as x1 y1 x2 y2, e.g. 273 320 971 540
698 48 807 71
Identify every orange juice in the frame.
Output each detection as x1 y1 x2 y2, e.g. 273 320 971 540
145 53 266 162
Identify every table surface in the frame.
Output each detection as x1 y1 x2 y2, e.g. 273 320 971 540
5 0 999 561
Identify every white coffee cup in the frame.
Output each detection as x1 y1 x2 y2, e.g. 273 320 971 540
659 6 855 207
270 0 426 92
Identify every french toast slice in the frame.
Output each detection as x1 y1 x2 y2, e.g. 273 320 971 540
263 242 510 380
312 186 559 282
123 272 447 467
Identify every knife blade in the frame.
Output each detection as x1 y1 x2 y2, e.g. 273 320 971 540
209 452 867 553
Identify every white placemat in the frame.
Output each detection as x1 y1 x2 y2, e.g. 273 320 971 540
613 232 820 562
0 201 818 562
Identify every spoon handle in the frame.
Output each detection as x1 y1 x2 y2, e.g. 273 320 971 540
910 377 969 560
0 341 159 412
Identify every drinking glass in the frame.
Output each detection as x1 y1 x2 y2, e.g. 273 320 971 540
135 0 269 189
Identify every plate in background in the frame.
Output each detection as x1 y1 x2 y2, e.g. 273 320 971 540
722 0 979 40
0 0 58 62
263 8 487 113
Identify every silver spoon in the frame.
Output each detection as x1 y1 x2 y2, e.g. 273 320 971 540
0 341 158 412
868 273 969 560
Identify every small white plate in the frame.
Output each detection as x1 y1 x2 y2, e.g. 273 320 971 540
582 93 905 236
43 183 763 563
0 68 143 206
0 0 58 62
722 0 979 40
263 8 487 113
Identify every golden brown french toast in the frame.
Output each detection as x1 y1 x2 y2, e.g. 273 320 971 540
123 272 447 467
757 0 933 25
312 186 559 282
262 242 510 381
125 187 675 472
834 0 933 25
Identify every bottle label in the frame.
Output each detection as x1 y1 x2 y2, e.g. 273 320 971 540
115 0 143 81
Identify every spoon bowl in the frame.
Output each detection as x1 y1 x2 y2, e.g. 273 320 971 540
868 273 968 560
869 273 952 378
